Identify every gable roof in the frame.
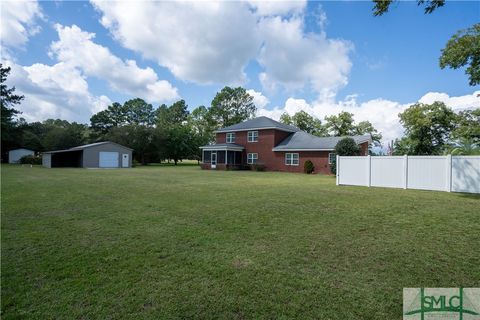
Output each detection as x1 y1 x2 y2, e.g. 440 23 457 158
215 116 300 133
272 132 371 151
43 141 132 154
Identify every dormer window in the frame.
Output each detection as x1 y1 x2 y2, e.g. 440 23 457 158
226 132 235 143
247 131 258 142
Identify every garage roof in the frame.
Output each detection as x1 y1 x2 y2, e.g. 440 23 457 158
43 141 133 154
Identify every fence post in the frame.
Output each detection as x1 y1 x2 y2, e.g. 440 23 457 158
336 155 339 186
446 154 452 192
403 155 408 189
367 155 371 187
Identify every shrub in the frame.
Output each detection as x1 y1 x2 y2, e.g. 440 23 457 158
331 137 360 174
250 163 266 171
19 155 42 165
132 159 141 167
304 160 314 174
330 157 336 175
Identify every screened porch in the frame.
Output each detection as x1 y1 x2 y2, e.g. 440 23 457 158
200 144 244 169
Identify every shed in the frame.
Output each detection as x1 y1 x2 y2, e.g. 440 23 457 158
8 148 35 164
42 141 132 168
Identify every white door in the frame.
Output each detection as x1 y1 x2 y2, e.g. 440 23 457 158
211 152 217 169
122 154 129 167
99 152 119 168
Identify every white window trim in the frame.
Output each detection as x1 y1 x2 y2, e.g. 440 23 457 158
328 152 336 164
247 153 258 164
226 132 235 143
247 130 258 142
285 153 299 166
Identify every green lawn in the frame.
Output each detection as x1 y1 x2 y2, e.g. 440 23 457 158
1 165 479 319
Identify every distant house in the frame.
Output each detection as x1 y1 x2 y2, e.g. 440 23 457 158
42 141 132 168
8 148 34 164
200 116 370 174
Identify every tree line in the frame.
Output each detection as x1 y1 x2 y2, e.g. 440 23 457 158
2 63 479 164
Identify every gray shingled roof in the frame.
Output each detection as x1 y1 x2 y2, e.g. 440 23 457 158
199 143 244 150
43 141 132 154
215 116 300 133
272 132 371 151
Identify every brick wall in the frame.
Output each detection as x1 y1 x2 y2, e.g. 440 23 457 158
210 130 370 174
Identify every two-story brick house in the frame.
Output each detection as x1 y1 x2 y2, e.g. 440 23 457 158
200 116 370 174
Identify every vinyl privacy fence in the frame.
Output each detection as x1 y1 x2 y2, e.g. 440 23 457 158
336 155 480 194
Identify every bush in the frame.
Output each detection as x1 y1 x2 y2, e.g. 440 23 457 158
250 163 266 171
334 137 360 156
19 155 42 165
132 159 141 167
330 157 336 175
304 160 314 174
331 137 360 174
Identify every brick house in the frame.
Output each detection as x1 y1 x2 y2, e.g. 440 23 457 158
200 116 370 174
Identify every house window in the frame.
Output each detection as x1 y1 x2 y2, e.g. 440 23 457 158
328 153 336 164
247 153 258 164
247 131 258 142
285 153 299 166
226 132 235 143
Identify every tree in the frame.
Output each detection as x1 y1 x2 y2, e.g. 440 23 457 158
155 100 194 164
372 0 444 16
334 137 361 156
106 125 155 165
1 64 24 160
90 98 155 138
280 111 327 136
90 102 126 135
122 98 155 126
398 102 457 155
372 1 478 87
330 137 361 174
209 87 256 128
324 112 356 136
440 24 480 86
42 119 88 151
280 113 293 125
452 108 480 146
188 106 216 162
355 120 382 145
156 100 189 127
163 125 195 165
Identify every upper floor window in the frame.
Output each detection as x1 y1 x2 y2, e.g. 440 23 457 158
226 132 235 143
285 153 299 166
247 153 258 164
328 153 336 164
248 131 258 142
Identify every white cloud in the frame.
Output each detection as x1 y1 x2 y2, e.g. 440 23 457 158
91 0 260 85
258 91 480 145
4 60 111 123
91 0 352 97
257 14 353 95
50 24 179 104
0 0 43 50
418 91 480 110
247 89 269 109
248 0 307 16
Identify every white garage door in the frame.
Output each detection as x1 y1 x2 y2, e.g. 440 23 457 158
99 152 119 168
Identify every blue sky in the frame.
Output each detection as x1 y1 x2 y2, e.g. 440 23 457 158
1 0 479 143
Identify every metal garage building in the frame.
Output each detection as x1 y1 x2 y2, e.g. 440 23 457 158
42 141 132 168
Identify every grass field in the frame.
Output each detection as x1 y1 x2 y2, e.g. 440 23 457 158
1 165 479 319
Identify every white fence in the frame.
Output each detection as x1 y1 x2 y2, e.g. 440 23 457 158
336 155 480 194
